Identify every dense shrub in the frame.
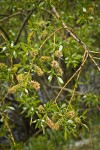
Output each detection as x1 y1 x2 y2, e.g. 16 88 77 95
0 0 100 149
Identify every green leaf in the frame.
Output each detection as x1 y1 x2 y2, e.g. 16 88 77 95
39 2 45 7
82 123 89 131
64 128 68 140
48 75 53 82
7 106 15 110
13 51 17 58
57 77 64 84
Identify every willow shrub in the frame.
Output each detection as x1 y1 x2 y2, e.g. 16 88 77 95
0 0 100 149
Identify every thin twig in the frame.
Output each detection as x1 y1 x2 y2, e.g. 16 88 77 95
4 119 16 145
53 52 88 103
0 26 10 41
93 57 100 60
49 85 85 95
0 112 16 146
69 51 87 104
14 8 36 45
0 12 26 23
89 50 100 54
89 54 100 71
39 27 63 49
33 129 42 137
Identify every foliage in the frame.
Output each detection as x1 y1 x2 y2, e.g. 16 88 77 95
23 120 100 150
0 0 100 149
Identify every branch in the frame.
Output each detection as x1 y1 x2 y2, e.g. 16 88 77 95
0 112 16 146
51 6 100 72
52 6 88 52
49 85 85 95
14 8 36 45
93 57 100 60
89 50 100 54
0 12 26 23
39 27 63 49
0 25 10 41
89 54 100 70
51 6 100 102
